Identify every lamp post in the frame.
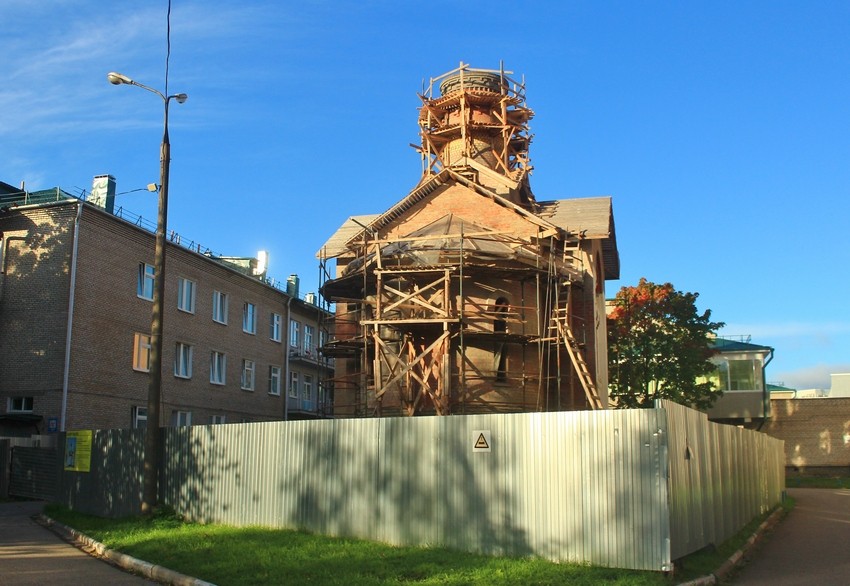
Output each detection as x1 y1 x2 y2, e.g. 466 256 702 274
108 71 187 515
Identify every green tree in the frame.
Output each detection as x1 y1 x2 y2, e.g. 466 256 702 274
607 278 725 409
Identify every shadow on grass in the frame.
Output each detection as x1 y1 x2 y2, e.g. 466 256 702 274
43 504 671 586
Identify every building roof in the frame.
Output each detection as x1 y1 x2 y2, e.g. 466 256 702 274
317 214 380 259
318 179 620 281
537 196 619 279
710 338 774 353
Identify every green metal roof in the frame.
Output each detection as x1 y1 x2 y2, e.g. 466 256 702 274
710 337 774 353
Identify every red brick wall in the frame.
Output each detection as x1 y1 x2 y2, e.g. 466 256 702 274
327 183 607 415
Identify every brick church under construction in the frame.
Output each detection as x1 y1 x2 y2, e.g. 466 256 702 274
318 63 619 417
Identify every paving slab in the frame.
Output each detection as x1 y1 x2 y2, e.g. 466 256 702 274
0 500 154 585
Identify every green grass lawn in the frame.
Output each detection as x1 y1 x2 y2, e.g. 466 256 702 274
45 504 678 585
785 475 850 489
42 499 801 586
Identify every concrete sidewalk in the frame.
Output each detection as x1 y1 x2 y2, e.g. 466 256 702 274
0 500 153 585
730 488 850 585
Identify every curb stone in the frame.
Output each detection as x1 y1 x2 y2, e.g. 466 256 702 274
37 514 216 586
677 505 787 586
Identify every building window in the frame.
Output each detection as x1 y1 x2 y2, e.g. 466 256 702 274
213 290 228 324
270 313 282 342
494 345 508 384
710 359 760 392
9 397 33 413
303 374 313 400
177 277 196 313
210 415 226 425
210 351 226 385
290 320 300 348
304 325 314 355
243 302 257 334
269 365 282 395
493 297 509 333
133 333 152 372
241 359 255 391
289 371 299 398
494 297 509 383
174 342 193 379
132 406 147 429
172 411 192 427
137 262 155 300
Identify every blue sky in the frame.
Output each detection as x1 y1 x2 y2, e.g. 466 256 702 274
3 1 848 390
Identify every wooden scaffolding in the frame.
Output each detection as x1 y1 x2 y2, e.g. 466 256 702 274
316 63 609 417
318 227 604 417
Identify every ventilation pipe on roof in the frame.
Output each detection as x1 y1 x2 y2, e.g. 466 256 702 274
286 274 300 299
89 175 116 214
253 251 268 278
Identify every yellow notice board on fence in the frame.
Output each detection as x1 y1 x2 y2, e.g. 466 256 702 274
64 430 93 472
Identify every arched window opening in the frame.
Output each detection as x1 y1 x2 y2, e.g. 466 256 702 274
493 297 509 333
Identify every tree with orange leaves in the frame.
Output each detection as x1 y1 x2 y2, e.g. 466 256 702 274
607 278 724 409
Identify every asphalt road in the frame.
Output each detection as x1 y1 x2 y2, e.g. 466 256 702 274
731 487 850 585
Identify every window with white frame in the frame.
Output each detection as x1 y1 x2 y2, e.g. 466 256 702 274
132 406 147 429
133 333 152 372
177 277 196 313
9 397 33 412
172 410 192 427
270 312 282 342
243 302 256 334
303 374 313 401
269 365 282 395
290 320 300 348
174 342 193 378
212 290 228 324
210 351 226 385
137 262 155 300
241 359 255 391
289 371 299 398
304 325 314 355
210 415 226 424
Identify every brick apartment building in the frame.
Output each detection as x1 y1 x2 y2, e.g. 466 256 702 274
0 179 332 435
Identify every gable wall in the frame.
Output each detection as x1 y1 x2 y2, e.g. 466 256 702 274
381 183 542 241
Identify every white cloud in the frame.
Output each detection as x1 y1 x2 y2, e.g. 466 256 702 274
771 363 850 392
0 2 284 143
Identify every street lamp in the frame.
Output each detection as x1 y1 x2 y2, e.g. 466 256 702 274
108 71 187 515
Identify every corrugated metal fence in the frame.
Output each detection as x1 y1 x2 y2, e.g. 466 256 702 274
8 446 59 501
664 400 785 559
57 401 783 572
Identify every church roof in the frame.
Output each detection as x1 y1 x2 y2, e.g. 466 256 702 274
318 178 620 280
537 196 619 279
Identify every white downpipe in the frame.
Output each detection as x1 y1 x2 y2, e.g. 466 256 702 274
60 202 83 431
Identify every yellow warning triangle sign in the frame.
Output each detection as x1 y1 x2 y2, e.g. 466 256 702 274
474 433 489 450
